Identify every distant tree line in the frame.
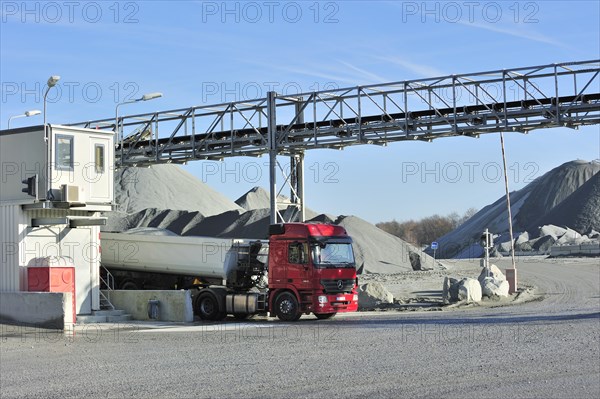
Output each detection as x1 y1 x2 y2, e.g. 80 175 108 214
376 208 478 247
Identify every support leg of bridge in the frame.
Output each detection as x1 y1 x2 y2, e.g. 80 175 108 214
267 91 278 225
297 152 305 222
294 98 305 223
288 152 305 222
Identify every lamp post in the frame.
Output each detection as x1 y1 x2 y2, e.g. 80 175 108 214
7 109 41 129
115 92 163 165
44 75 60 201
44 76 60 135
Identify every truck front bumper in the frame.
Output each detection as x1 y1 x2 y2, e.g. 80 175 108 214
315 293 358 314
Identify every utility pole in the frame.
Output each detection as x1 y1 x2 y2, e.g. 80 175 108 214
500 131 518 293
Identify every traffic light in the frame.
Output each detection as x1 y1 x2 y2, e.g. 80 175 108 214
480 231 493 249
22 174 38 198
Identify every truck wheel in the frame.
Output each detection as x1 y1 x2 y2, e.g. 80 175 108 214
315 313 336 320
274 292 301 322
196 293 225 321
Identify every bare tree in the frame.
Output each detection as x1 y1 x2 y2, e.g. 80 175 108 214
377 208 479 246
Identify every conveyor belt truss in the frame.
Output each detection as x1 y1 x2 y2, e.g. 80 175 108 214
70 60 600 223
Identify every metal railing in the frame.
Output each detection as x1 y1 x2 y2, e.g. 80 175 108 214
99 265 115 310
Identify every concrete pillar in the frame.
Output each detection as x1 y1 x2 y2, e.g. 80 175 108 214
505 268 517 294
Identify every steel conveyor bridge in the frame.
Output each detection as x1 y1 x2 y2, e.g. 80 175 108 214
70 60 600 223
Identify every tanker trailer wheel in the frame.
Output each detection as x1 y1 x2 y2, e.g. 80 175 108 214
120 281 140 290
274 292 301 321
195 292 226 321
315 313 336 320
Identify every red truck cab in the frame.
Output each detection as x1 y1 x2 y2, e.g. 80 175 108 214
267 223 359 321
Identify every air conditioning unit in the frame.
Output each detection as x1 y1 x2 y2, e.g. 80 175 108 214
61 184 80 203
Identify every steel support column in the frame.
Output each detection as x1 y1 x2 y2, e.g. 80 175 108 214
287 152 305 222
297 152 305 222
267 91 278 225
292 98 305 222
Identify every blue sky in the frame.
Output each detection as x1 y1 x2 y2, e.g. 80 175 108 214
1 1 599 223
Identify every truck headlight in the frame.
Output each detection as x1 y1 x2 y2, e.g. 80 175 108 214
352 294 358 302
318 295 328 304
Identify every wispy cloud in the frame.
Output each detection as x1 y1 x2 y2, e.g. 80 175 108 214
243 56 444 89
373 56 446 78
457 21 569 49
336 61 390 83
269 65 359 85
240 59 383 87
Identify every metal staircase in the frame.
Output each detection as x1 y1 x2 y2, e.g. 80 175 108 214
76 266 133 324
99 265 115 310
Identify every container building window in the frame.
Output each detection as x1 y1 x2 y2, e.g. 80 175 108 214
95 144 105 174
55 135 73 170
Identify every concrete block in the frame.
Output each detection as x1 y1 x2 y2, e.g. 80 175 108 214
550 244 600 257
580 244 600 251
0 292 74 330
102 290 193 322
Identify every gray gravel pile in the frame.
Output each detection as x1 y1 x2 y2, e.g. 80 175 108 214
235 186 321 220
531 171 600 234
113 164 244 215
431 160 600 258
517 160 600 230
212 208 272 238
235 186 277 210
105 164 244 233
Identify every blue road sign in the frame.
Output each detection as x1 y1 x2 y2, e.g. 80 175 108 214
431 242 438 250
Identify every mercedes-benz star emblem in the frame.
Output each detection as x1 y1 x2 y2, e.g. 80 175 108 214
337 280 344 290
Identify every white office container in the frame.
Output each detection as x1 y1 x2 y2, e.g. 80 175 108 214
0 125 113 314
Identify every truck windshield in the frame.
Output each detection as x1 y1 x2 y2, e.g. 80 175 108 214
311 242 355 268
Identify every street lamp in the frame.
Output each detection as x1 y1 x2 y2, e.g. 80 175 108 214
44 76 60 129
43 75 60 140
7 109 41 129
115 92 163 163
44 75 60 201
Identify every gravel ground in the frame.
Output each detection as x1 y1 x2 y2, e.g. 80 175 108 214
1 257 598 398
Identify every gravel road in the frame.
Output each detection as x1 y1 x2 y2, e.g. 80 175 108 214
1 257 598 398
